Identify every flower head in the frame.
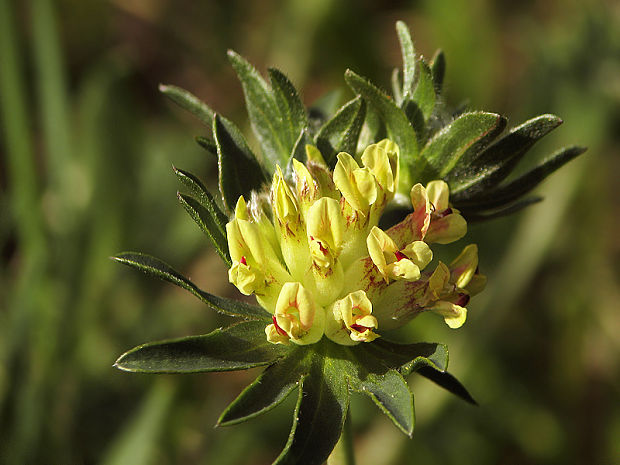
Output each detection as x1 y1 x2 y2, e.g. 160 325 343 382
226 140 485 345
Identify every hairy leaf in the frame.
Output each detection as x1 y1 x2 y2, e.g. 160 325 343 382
269 68 307 149
174 167 228 233
115 321 288 373
112 252 270 321
419 111 504 181
417 366 477 405
345 69 419 187
457 146 586 210
218 349 304 426
411 59 436 122
315 96 366 166
213 114 267 212
430 49 446 95
450 114 563 198
159 84 214 127
177 193 231 265
274 352 349 465
228 50 290 166
395 21 416 100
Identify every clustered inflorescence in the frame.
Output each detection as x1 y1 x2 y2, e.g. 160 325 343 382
226 139 486 346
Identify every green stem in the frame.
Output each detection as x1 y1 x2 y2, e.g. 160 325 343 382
327 410 356 465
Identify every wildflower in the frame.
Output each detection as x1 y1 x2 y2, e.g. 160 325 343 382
226 140 485 345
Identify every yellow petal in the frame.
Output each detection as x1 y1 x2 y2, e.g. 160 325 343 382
401 241 433 270
426 180 450 211
361 143 396 195
306 197 344 264
272 165 299 223
426 212 467 244
449 244 479 288
429 301 467 329
273 282 324 345
333 152 377 213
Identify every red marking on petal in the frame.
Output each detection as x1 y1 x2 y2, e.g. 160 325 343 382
351 324 370 333
395 251 407 261
455 293 470 307
240 256 247 266
273 316 287 336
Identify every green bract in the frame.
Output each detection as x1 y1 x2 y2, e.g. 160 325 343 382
114 21 583 465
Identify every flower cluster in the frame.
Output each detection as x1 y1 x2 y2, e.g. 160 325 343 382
226 140 486 346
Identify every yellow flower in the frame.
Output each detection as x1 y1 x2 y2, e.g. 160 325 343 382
226 140 485 345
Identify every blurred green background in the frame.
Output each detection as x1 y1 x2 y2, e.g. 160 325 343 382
1 0 619 464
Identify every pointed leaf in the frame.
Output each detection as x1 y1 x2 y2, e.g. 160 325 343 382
115 321 288 373
365 339 449 375
174 167 228 233
269 68 307 146
395 21 416 100
213 114 267 212
417 366 477 405
345 69 419 187
411 59 436 122
195 136 217 156
274 355 349 465
402 100 426 145
457 146 586 210
419 111 504 181
450 114 563 198
307 89 343 135
391 68 403 106
360 369 414 436
112 252 270 321
460 196 543 222
430 49 446 94
218 349 304 426
286 129 313 173
315 96 366 167
159 84 214 127
228 50 289 166
177 193 231 266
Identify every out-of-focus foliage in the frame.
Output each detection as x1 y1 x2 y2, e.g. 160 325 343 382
0 1 618 464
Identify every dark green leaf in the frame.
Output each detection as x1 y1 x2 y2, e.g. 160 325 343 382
159 84 214 127
345 69 419 187
417 366 477 405
365 340 449 375
411 59 436 122
195 135 217 156
307 89 343 136
112 252 270 321
360 369 414 436
457 146 586 210
395 21 416 100
419 111 504 181
450 114 563 198
274 353 349 465
213 114 267 212
217 349 304 426
286 129 312 173
315 96 366 167
460 196 543 222
174 167 228 232
114 321 289 373
228 50 289 166
177 193 231 266
391 68 403 106
269 68 307 148
402 100 426 145
430 49 446 94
